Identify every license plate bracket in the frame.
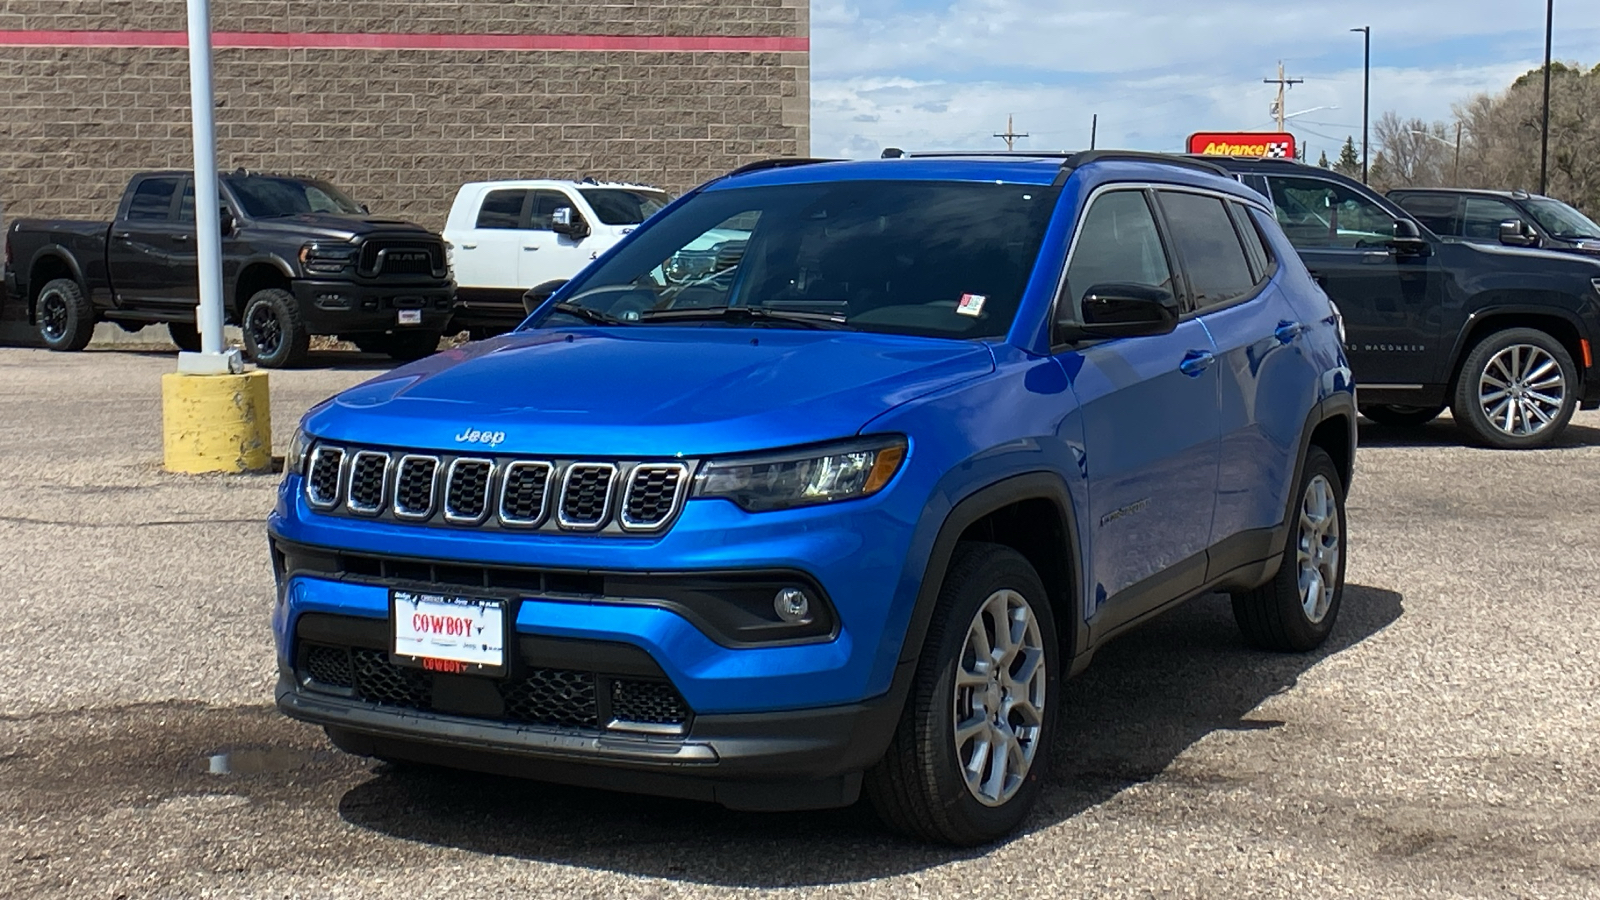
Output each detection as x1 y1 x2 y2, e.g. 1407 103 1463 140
390 590 507 676
397 308 422 325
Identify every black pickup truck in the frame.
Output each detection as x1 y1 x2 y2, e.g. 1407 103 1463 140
3 171 454 367
1212 158 1600 449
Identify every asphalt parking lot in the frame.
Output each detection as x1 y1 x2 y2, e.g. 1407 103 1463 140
2 345 1598 899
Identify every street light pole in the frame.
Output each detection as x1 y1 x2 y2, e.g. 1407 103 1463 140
182 0 236 374
1539 0 1553 195
1351 26 1370 184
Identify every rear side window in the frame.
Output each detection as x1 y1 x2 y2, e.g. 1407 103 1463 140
1228 201 1274 282
1462 197 1523 240
1267 176 1395 249
1060 190 1173 323
1157 191 1255 309
1392 193 1461 236
475 190 527 229
126 178 178 221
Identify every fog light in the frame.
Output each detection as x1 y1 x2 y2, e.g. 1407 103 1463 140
774 588 812 624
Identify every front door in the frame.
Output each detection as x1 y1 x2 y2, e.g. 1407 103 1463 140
1265 174 1444 388
1053 189 1220 630
518 189 594 287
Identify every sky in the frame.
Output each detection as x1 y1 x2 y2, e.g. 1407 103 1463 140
809 0 1600 162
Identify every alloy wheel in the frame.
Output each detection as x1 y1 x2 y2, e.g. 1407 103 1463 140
952 588 1046 807
246 303 282 358
39 292 68 341
1297 474 1341 624
1479 343 1565 438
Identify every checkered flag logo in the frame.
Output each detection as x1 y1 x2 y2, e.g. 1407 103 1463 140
1266 141 1290 158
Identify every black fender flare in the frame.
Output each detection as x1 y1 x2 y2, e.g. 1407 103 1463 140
24 245 88 321
230 255 298 317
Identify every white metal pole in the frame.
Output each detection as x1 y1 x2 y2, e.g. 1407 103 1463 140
183 0 235 370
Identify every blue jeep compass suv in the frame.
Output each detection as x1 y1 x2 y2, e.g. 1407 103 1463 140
270 151 1356 845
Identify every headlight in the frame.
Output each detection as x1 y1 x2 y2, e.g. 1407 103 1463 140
284 426 310 479
693 436 908 512
299 242 357 274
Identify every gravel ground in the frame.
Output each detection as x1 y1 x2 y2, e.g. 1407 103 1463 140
1 346 1597 899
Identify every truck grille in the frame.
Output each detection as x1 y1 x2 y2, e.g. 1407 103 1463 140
307 442 692 534
297 642 689 733
359 239 446 278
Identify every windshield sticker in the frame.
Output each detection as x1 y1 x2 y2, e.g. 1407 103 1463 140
956 293 987 317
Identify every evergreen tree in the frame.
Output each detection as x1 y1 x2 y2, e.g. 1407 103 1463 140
1334 137 1361 177
1318 150 1330 168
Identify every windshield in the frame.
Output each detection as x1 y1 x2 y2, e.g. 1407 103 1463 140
579 188 671 225
540 180 1059 339
225 176 366 218
1524 198 1600 240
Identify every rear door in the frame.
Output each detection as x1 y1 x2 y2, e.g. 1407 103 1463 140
1054 188 1220 631
107 175 185 305
1264 173 1445 387
453 188 530 292
519 189 594 287
1155 188 1310 569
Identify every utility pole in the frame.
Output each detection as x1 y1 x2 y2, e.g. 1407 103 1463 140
993 114 1029 152
1350 26 1371 183
1454 121 1463 184
1089 114 1097 150
1539 0 1553 195
1263 61 1304 132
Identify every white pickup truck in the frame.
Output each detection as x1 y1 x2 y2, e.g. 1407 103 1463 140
442 179 670 337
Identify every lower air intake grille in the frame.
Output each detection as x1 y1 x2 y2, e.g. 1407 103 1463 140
611 680 690 726
303 645 354 688
498 669 599 728
351 648 433 708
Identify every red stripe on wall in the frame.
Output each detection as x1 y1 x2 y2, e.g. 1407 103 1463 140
0 30 807 52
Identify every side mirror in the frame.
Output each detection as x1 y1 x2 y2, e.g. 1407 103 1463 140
1057 283 1179 343
360 203 371 215
551 206 590 239
521 279 569 315
1389 218 1430 254
220 208 237 237
1498 219 1540 248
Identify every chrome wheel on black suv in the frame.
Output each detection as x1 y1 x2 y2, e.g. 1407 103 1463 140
867 543 1059 846
1452 328 1576 450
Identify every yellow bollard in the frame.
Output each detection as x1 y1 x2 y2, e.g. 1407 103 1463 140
161 371 272 474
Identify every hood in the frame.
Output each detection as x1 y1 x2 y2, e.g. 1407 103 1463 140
304 328 995 456
1464 239 1600 271
246 213 435 242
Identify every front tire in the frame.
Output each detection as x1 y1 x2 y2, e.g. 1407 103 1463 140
36 278 95 351
1359 404 1444 427
1450 328 1576 449
241 288 309 368
1231 446 1346 652
866 543 1059 846
167 321 202 352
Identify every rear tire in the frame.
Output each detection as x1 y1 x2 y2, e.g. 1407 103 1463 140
167 321 202 352
1450 327 1576 449
866 543 1059 846
1231 446 1346 652
241 288 309 368
35 278 95 352
1359 404 1444 427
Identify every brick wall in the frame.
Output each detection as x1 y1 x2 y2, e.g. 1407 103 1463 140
0 0 810 230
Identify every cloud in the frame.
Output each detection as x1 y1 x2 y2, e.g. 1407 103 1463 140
811 0 1600 158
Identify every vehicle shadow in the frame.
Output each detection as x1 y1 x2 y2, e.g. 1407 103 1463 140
336 584 1403 887
1356 418 1600 449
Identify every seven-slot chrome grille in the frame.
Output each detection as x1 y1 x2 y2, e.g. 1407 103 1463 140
301 443 693 535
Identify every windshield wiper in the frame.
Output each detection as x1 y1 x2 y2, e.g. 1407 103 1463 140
550 301 626 326
637 306 850 330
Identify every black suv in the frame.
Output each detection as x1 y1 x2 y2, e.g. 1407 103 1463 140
1388 188 1600 258
1211 158 1600 448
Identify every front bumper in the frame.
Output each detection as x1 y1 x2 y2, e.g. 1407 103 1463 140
290 278 455 335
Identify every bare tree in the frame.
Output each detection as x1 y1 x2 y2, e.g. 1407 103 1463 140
1374 111 1453 190
1452 62 1600 214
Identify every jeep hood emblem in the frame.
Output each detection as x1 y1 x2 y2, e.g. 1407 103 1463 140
455 428 506 447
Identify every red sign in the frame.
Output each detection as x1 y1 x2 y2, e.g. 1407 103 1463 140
1187 132 1296 159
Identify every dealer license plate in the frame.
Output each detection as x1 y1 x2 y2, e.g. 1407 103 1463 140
391 590 506 676
397 309 422 325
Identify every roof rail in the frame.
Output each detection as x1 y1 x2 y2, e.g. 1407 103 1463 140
722 157 840 178
877 148 1230 182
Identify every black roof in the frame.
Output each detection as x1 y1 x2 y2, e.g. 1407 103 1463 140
1386 187 1541 201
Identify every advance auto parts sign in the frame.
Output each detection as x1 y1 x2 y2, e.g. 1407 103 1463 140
1188 132 1296 159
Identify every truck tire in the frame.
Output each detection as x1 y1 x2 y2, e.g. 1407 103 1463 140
1450 327 1577 449
1231 446 1346 652
865 542 1059 845
36 278 96 352
241 288 310 368
167 321 202 352
1359 404 1445 427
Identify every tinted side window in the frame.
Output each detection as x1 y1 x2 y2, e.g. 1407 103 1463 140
126 178 179 221
1059 190 1173 328
1268 176 1395 249
175 181 227 224
529 191 570 231
1392 193 1462 236
1158 191 1255 309
475 190 527 229
1462 197 1523 240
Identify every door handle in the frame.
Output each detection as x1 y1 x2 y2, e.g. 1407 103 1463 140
523 246 539 251
1179 349 1215 377
114 232 133 240
1274 321 1307 344
173 234 191 242
460 243 478 250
